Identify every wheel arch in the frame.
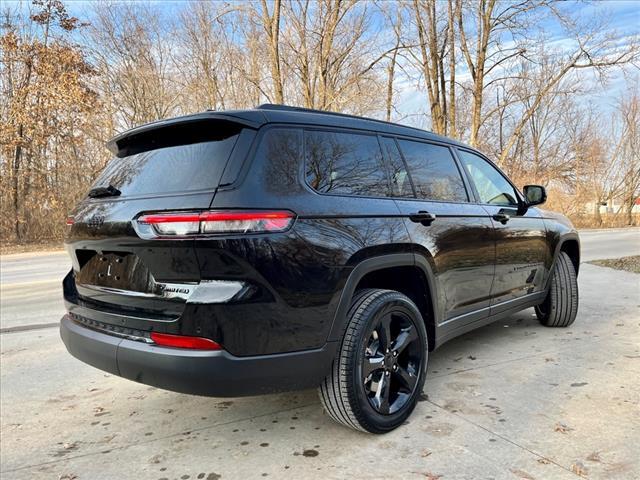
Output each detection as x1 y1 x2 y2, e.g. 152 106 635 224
327 253 439 351
559 237 580 275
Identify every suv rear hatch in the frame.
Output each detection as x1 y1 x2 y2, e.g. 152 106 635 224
64 117 256 328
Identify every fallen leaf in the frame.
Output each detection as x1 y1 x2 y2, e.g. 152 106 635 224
424 473 442 480
537 458 550 465
554 423 573 434
510 468 535 480
586 451 602 462
571 461 588 476
421 449 432 457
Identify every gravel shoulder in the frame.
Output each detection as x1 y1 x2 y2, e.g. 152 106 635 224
589 255 640 274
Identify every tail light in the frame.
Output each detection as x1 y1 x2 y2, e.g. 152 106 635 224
150 332 222 350
66 216 75 226
135 210 295 238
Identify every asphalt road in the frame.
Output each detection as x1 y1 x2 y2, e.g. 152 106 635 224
1 228 639 479
579 228 640 262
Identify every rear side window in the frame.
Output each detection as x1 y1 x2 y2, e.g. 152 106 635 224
92 134 239 196
305 130 391 197
397 140 468 202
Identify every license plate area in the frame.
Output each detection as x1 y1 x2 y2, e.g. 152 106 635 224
76 252 153 293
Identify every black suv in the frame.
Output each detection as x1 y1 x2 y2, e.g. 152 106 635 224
61 104 579 433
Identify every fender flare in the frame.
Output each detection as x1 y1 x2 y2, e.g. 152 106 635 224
326 253 439 342
545 232 581 290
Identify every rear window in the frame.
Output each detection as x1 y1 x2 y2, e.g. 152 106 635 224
92 135 239 196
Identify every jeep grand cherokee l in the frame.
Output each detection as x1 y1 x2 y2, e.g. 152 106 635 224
60 104 579 433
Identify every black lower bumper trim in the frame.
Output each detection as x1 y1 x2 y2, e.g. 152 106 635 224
60 315 335 397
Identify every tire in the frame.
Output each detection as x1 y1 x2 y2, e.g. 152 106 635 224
318 289 428 433
535 251 578 327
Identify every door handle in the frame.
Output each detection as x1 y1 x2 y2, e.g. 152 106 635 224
493 212 511 224
409 211 437 226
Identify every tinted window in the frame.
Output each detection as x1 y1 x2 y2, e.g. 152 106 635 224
260 128 302 191
397 140 467 202
305 130 390 197
92 135 239 196
457 150 518 206
380 137 412 197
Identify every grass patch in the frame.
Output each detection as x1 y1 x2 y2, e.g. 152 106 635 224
1 241 64 256
589 256 640 274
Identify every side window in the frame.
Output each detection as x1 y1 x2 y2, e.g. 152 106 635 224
457 150 518 206
260 128 302 190
380 137 412 198
397 139 468 202
305 130 389 197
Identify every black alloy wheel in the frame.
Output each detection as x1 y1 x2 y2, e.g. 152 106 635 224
362 309 423 414
319 289 428 433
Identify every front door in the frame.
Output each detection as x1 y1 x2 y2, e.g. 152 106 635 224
455 149 551 313
381 137 496 326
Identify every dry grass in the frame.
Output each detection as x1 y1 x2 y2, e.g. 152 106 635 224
589 256 640 274
569 214 639 229
0 241 64 256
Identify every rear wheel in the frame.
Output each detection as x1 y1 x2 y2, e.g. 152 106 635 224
319 289 428 433
535 251 578 327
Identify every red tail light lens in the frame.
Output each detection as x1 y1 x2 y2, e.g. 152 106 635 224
136 210 295 238
66 217 75 226
150 332 222 350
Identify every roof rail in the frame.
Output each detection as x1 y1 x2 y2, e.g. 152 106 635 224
256 103 364 119
255 103 433 137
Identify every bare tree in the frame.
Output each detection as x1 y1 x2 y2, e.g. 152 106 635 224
87 1 180 130
260 0 284 104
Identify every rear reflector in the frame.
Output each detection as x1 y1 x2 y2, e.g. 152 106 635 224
66 217 75 226
150 332 222 350
136 210 295 237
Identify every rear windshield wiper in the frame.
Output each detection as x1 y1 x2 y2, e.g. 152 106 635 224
88 184 121 198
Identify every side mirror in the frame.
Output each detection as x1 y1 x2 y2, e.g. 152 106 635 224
523 185 546 206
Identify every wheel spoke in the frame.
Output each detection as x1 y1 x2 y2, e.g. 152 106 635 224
373 373 391 414
392 326 417 355
377 314 392 352
362 355 384 380
394 365 417 392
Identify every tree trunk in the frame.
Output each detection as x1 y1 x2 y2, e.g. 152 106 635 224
593 198 602 226
447 0 457 138
261 0 284 104
12 127 23 242
413 0 445 134
385 51 397 122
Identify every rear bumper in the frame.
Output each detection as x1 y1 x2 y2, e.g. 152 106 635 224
60 314 335 397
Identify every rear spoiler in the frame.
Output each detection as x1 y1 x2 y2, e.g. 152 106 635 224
106 112 263 157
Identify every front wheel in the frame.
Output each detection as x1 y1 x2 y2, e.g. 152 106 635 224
319 289 428 433
535 251 579 327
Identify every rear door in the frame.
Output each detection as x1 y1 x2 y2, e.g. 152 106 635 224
386 137 496 326
455 149 550 312
66 119 252 322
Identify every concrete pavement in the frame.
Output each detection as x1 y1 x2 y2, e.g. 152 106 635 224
579 228 640 262
1 229 639 479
